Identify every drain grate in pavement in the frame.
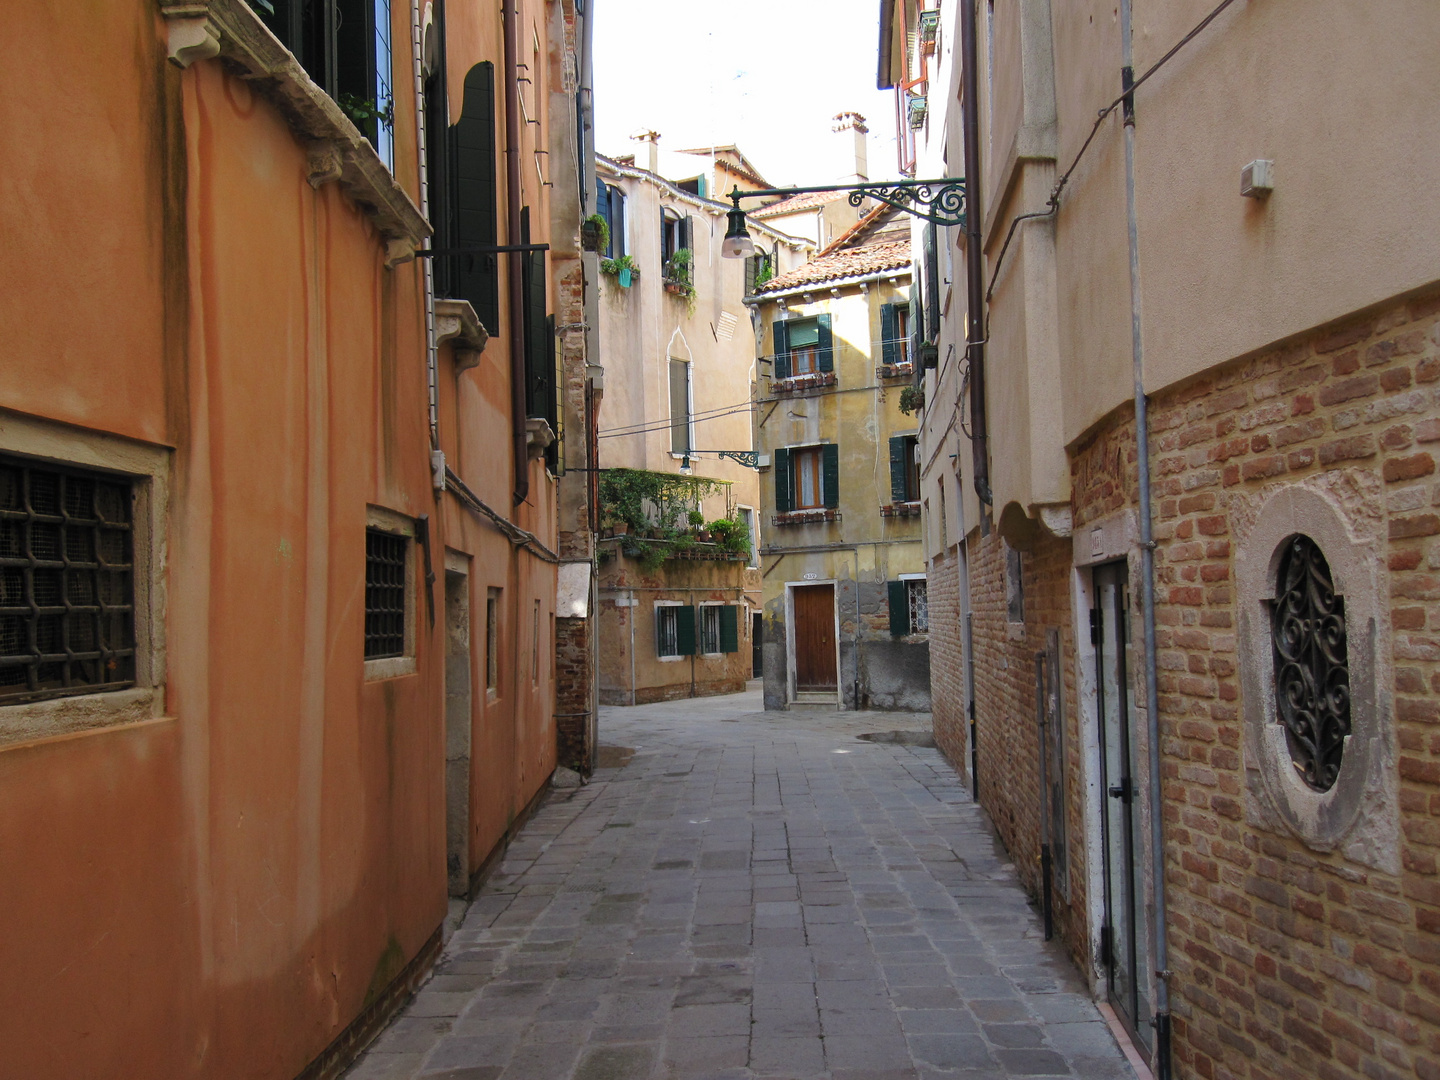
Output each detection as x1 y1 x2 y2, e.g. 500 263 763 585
857 730 936 747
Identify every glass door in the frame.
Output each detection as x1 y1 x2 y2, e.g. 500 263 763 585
1093 561 1151 1049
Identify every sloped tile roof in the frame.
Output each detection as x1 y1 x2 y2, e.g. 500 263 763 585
753 190 849 219
755 238 912 294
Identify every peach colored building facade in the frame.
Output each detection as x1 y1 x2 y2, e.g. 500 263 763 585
0 1 589 1076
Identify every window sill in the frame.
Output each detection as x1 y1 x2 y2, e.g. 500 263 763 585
772 372 837 395
364 656 418 681
657 654 686 663
773 509 840 527
877 362 914 380
881 501 921 518
0 686 163 751
158 0 429 261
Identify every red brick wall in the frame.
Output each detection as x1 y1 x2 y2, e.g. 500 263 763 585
1070 290 1440 1080
928 549 965 767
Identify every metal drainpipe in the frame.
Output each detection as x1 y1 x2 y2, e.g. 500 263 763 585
1119 0 1171 1073
411 0 439 466
959 0 991 509
503 0 529 505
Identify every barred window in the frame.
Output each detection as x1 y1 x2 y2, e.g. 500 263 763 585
0 455 135 703
656 606 680 659
700 605 721 655
907 579 929 632
364 528 408 660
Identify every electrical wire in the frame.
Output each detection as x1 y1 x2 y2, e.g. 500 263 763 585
596 398 755 438
983 0 1242 313
596 404 756 440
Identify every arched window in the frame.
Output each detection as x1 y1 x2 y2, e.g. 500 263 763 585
1270 535 1351 792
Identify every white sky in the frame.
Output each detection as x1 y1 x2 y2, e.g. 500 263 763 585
592 0 900 188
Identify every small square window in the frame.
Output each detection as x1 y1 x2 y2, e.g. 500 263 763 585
0 455 136 703
364 528 408 660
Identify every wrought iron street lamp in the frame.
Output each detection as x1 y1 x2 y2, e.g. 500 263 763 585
720 177 966 258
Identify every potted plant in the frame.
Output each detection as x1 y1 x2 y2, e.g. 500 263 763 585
898 384 925 415
600 254 638 287
581 213 609 253
663 248 697 315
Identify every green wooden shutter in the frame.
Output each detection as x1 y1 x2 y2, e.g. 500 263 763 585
774 448 793 512
816 313 834 373
596 181 612 256
676 606 697 656
719 605 739 654
889 436 909 504
925 222 940 340
888 580 910 637
822 444 840 509
452 62 499 334
772 320 791 380
880 304 897 366
682 216 692 252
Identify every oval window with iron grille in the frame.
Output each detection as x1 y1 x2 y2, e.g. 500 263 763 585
1270 534 1351 792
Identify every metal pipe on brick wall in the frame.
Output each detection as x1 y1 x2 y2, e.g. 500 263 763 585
1119 0 1171 1073
959 0 991 509
503 0 529 505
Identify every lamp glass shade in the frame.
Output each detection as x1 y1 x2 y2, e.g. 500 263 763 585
721 207 755 259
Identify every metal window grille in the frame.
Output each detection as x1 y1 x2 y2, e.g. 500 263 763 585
0 455 136 704
700 606 721 654
656 607 679 658
907 580 929 633
364 528 407 660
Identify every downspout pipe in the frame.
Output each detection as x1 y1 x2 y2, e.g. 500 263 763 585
503 0 529 505
1119 0 1170 1074
959 0 991 509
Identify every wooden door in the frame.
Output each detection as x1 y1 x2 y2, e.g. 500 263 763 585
793 585 837 692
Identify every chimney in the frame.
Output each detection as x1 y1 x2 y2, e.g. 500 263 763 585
832 112 869 183
632 129 661 174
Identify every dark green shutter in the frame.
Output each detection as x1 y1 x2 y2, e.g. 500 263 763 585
772 321 791 380
888 580 910 637
822 444 840 509
682 216 692 252
452 62 499 334
909 279 922 356
817 313 834 373
880 304 897 366
889 436 909 504
596 181 612 256
521 208 550 423
719 605 739 654
925 222 940 339
676 606 696 656
774 448 793 512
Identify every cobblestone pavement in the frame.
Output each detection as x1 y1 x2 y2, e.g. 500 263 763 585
345 686 1138 1080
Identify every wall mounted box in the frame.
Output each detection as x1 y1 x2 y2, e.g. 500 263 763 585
1241 159 1275 198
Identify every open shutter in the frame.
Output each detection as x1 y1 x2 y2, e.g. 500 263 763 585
682 216 693 252
719 605 739 653
925 222 941 339
880 304 897 366
596 181 612 256
772 321 791 380
452 62 499 334
773 448 793 513
822 444 840 509
889 436 909 503
676 606 697 656
816 313 834 373
888 581 910 637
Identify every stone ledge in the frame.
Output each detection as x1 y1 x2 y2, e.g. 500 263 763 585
434 299 489 372
158 0 429 259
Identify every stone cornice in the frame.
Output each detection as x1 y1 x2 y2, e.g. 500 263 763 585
434 299 489 372
158 0 429 261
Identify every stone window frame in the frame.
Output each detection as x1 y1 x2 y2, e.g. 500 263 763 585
1235 482 1397 872
697 601 724 658
363 506 417 681
0 413 170 748
654 600 685 662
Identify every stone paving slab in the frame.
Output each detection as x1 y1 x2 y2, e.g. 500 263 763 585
345 686 1137 1080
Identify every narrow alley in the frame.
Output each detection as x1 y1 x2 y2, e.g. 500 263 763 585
345 687 1140 1080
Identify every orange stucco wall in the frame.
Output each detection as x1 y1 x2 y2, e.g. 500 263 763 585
0 2 558 1077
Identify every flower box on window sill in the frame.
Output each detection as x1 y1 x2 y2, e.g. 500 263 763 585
880 501 922 518
663 279 693 297
876 362 914 381
773 509 840 527
772 371 837 396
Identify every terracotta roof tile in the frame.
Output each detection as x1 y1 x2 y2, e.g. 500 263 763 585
753 190 849 219
755 238 912 294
